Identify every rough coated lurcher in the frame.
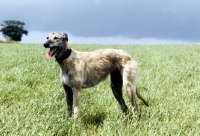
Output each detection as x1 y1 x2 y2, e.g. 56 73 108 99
43 32 149 119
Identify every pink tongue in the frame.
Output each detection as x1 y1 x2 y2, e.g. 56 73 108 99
46 53 52 60
46 48 55 59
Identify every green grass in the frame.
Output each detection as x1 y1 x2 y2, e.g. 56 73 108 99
1 43 200 135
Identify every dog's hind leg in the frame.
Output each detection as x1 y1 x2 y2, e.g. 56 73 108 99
63 84 73 117
122 63 139 117
110 69 128 114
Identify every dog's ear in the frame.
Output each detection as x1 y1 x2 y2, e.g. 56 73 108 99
63 33 68 41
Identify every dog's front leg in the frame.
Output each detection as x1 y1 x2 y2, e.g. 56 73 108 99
72 86 82 119
63 84 73 117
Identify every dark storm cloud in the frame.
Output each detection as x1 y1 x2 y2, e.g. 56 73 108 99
0 0 200 43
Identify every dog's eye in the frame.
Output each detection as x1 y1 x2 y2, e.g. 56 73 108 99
46 37 49 39
54 37 59 40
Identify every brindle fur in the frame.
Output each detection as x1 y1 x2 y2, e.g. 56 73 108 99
44 32 149 119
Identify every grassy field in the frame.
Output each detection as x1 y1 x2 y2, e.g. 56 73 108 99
1 43 200 135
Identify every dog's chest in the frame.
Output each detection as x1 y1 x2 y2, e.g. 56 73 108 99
61 74 70 86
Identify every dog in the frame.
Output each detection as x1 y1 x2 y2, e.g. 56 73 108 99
43 32 149 119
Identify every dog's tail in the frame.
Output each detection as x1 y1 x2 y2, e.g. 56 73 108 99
136 87 149 106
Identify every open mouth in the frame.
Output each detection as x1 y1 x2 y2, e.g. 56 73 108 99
46 47 58 59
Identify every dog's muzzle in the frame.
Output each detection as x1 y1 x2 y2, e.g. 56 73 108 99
44 42 50 48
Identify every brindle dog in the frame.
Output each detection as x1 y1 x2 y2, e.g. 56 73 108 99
44 32 149 119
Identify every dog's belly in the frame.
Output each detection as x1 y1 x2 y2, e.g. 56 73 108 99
61 74 99 88
82 75 108 88
61 73 108 88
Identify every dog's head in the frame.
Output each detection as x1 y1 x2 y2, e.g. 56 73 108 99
44 32 68 59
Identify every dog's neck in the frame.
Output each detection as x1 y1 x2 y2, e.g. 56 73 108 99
56 48 72 63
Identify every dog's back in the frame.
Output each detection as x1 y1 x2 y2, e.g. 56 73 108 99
74 49 137 88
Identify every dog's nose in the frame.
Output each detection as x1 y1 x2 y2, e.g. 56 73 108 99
44 42 50 48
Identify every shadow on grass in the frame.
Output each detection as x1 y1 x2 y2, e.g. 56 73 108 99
81 112 107 127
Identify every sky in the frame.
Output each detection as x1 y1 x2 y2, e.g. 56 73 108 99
0 0 200 44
